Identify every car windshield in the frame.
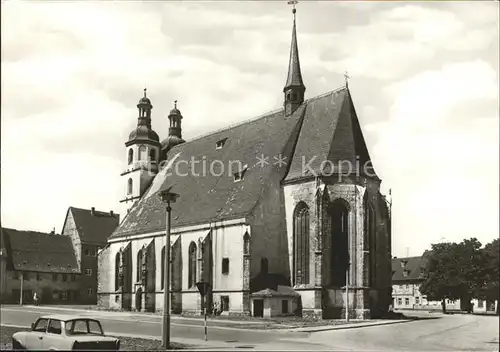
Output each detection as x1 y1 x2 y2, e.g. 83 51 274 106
65 319 104 336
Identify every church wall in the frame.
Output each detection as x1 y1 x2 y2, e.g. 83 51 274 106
248 171 292 281
283 180 319 312
97 245 112 308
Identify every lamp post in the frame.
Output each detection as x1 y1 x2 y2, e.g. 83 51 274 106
159 187 179 350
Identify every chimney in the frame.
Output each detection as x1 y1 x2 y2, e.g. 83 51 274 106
110 210 114 217
91 207 95 216
50 227 55 235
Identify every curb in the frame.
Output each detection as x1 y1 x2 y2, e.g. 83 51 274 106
286 319 413 333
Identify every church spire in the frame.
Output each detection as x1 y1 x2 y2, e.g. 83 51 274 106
284 0 305 116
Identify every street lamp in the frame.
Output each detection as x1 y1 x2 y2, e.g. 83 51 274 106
159 187 179 350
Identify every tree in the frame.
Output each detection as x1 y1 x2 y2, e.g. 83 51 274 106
420 238 483 313
477 239 499 314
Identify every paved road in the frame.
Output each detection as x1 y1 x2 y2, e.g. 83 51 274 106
0 305 321 350
1 306 498 351
304 311 499 351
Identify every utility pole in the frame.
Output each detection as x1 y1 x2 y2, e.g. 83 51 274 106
20 272 23 305
159 188 179 350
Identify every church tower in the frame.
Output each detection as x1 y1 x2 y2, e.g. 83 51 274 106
121 89 161 213
160 101 185 161
283 3 306 116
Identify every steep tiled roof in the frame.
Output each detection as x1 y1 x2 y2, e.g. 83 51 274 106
68 207 120 245
111 105 306 239
110 86 375 239
285 88 375 181
392 256 428 283
1 227 78 273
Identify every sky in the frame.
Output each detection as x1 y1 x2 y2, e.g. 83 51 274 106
1 1 498 257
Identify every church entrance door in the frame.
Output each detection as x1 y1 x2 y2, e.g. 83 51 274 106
253 300 264 317
135 288 142 311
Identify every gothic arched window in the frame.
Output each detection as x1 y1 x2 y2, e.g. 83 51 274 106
136 249 143 282
139 145 147 161
115 252 121 291
128 148 134 165
127 178 133 195
243 232 250 255
160 246 165 290
331 199 350 287
293 202 310 285
188 242 197 288
149 148 156 162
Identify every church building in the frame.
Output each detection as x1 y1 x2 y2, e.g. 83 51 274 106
97 7 392 319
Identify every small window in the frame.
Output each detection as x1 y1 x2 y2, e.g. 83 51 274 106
282 300 289 314
85 268 92 276
52 274 58 281
405 298 410 306
234 172 243 182
87 288 93 295
48 319 62 335
216 138 227 149
128 148 134 165
127 178 133 195
478 299 484 308
33 318 49 332
222 258 229 275
62 274 68 282
403 270 409 277
85 249 90 256
397 298 402 305
221 296 230 312
71 274 76 282
149 148 156 162
415 297 420 304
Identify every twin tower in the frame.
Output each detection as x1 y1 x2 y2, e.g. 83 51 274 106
120 5 306 212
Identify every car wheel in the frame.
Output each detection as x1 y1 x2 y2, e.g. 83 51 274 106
12 338 25 351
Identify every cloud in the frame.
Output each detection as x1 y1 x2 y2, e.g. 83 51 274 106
1 1 498 258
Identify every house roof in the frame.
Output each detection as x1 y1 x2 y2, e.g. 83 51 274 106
68 207 120 245
392 256 428 282
251 285 300 298
110 86 376 240
1 227 79 273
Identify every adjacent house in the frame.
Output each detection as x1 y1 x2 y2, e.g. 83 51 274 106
61 207 120 304
0 228 80 304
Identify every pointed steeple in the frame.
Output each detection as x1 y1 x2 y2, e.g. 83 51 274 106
284 1 306 116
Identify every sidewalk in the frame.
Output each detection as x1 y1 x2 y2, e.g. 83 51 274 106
12 305 268 325
286 319 412 333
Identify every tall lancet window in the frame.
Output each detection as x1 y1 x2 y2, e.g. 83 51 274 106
331 199 350 287
136 249 143 282
188 242 197 288
161 246 165 290
115 252 121 291
293 202 310 285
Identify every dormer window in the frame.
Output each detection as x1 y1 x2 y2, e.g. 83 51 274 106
400 260 407 268
233 165 248 182
403 269 409 277
216 138 227 149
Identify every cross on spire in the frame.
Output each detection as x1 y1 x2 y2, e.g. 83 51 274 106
344 70 350 88
174 100 177 109
287 0 298 17
144 87 147 97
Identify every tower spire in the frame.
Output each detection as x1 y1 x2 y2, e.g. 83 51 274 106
284 0 305 116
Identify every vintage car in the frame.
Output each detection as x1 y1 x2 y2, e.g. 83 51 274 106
12 314 121 351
